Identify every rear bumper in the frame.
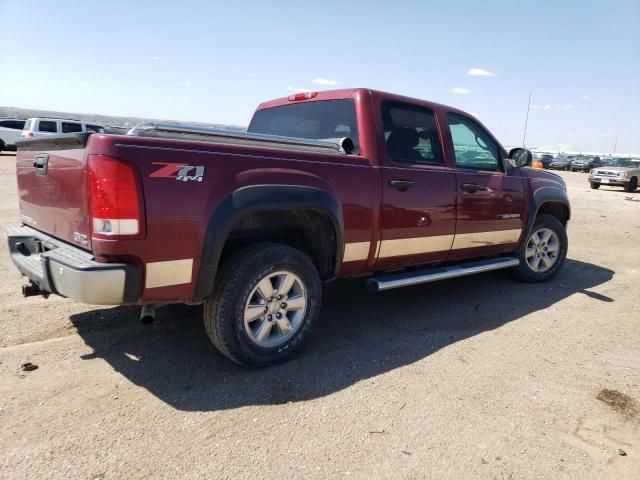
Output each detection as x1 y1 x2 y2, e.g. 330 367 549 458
5 225 140 305
588 176 626 186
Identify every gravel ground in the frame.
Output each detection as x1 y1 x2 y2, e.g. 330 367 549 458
1 152 638 479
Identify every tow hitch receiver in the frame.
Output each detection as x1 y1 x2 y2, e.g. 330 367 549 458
22 282 49 299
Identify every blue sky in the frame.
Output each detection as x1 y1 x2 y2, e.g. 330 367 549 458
1 0 639 152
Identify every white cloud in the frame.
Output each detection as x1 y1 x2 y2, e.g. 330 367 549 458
451 87 471 95
179 81 191 87
530 104 541 110
247 73 256 77
287 86 311 93
544 105 552 110
467 68 496 77
149 56 160 61
311 77 339 86
560 104 574 111
580 94 592 101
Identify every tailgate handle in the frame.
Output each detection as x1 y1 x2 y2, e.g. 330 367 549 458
33 155 49 175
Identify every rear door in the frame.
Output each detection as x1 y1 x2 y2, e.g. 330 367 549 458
374 101 457 269
445 113 526 260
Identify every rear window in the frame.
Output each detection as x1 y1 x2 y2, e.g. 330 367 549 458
62 122 83 133
38 121 58 133
248 99 359 151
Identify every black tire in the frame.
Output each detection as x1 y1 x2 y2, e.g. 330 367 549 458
624 177 638 193
204 243 322 367
590 182 600 189
513 214 568 283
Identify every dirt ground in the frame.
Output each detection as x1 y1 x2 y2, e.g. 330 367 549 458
1 152 638 480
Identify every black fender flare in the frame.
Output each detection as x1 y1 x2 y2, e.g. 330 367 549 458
193 185 343 300
524 186 571 239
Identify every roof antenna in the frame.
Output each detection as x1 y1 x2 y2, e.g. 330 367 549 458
522 91 532 148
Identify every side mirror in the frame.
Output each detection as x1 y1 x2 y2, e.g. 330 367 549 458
509 147 532 167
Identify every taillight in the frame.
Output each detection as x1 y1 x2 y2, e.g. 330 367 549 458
23 131 33 137
87 155 143 238
288 91 318 101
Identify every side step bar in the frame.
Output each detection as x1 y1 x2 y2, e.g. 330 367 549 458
366 257 520 292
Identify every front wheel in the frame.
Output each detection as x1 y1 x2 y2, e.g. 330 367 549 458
624 177 638 193
513 214 568 282
204 243 322 367
590 182 600 189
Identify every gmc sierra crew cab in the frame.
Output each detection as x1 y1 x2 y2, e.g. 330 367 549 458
6 88 570 366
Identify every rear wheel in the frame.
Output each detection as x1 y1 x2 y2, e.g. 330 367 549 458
624 177 638 193
204 243 322 367
513 214 568 282
590 182 600 189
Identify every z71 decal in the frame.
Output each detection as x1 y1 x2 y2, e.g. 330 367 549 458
150 162 205 182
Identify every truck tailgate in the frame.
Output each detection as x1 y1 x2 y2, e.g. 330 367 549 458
15 134 92 250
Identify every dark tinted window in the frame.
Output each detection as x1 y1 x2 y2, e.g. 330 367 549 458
381 101 442 164
86 124 104 133
62 122 83 133
448 113 500 171
248 99 359 150
38 121 58 133
0 120 25 129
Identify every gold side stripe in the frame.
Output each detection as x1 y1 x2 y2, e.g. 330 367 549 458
451 229 522 249
146 259 194 289
379 235 454 258
343 242 371 262
377 229 522 259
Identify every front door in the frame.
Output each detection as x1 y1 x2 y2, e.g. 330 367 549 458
375 101 457 270
445 113 526 260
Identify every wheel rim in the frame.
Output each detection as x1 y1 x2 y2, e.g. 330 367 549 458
243 270 307 348
525 228 561 273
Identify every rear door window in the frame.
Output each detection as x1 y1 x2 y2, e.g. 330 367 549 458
381 101 443 164
62 122 83 133
248 99 359 151
86 125 104 133
0 120 26 129
38 121 58 133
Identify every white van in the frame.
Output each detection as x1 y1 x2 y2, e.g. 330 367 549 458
21 118 105 138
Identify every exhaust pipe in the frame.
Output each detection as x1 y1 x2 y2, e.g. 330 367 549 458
140 305 157 325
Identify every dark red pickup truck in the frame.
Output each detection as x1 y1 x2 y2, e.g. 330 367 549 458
6 88 570 366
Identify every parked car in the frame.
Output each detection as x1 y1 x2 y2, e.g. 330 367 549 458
589 158 640 192
571 156 602 172
537 154 554 168
548 156 573 170
6 88 570 366
0 117 27 153
21 118 105 138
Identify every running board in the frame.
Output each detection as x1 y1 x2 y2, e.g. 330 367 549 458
366 257 520 292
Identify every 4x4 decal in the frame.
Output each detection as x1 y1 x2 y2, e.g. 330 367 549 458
150 162 205 182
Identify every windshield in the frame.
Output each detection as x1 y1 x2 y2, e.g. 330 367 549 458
249 99 359 151
609 159 639 168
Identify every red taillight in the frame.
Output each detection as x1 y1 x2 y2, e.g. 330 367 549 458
87 155 143 238
24 131 33 138
288 91 318 102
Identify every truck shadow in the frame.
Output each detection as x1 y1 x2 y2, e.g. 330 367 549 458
71 258 613 411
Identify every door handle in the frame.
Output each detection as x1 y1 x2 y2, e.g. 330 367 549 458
33 155 49 176
461 182 480 193
388 179 414 191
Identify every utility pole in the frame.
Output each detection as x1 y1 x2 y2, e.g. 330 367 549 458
613 136 618 154
522 91 532 148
